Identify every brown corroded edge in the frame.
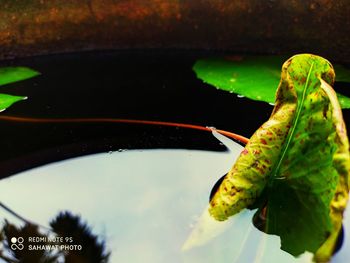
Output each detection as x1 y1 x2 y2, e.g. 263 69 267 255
0 0 349 61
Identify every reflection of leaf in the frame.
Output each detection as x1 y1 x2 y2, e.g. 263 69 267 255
2 221 59 263
50 211 110 263
0 67 39 86
193 56 350 108
0 94 27 112
209 54 350 262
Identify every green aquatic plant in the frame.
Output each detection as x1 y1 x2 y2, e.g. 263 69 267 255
193 55 350 109
0 67 39 111
208 54 350 262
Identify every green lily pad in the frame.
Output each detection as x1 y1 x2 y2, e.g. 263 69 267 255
0 94 27 112
193 56 350 109
0 67 40 86
0 67 39 111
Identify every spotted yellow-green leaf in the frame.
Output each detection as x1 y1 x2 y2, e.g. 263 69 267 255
0 67 40 86
209 54 350 262
0 94 27 112
193 56 350 109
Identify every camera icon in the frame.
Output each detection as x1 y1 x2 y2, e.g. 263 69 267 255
10 237 24 251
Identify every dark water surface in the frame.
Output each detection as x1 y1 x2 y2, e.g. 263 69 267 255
0 50 276 178
0 50 349 172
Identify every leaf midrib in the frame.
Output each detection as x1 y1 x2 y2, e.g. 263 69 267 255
270 62 315 181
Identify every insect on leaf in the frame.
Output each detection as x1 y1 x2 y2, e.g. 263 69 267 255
208 54 350 262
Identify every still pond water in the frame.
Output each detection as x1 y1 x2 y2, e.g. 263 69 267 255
0 132 348 263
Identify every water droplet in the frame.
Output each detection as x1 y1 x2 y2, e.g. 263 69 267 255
229 90 234 93
269 102 275 106
118 149 126 152
108 151 113 154
237 95 245 98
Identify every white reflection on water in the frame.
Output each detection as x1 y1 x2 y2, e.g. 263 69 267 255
0 134 348 262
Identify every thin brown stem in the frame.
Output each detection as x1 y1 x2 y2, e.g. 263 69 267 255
0 115 249 144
